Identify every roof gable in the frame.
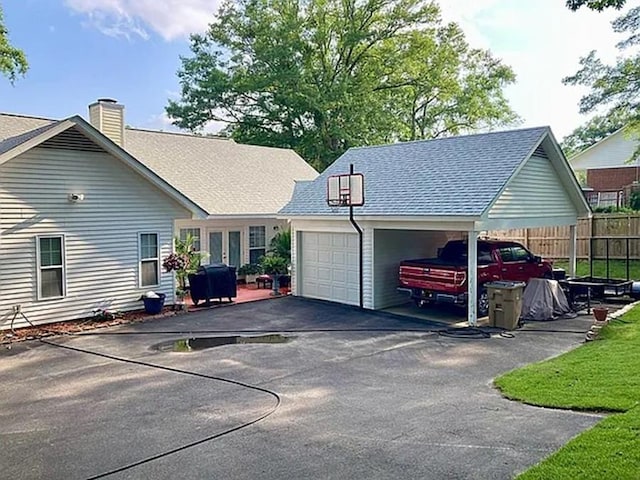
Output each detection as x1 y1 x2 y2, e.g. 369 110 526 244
280 127 552 217
0 116 208 218
570 127 639 171
487 153 577 220
0 112 318 217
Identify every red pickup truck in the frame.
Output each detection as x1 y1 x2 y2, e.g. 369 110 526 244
398 239 553 316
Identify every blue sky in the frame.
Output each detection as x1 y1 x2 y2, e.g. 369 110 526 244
0 0 631 137
0 0 196 130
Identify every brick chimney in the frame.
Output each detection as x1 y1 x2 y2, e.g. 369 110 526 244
88 98 125 147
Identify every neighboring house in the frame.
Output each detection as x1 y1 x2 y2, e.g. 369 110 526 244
569 127 640 208
279 127 590 325
0 99 317 329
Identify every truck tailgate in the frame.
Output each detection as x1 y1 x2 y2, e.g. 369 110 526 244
399 264 466 290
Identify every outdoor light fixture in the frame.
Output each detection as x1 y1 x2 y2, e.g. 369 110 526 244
68 193 85 203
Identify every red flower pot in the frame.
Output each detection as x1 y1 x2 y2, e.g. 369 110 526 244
593 307 609 323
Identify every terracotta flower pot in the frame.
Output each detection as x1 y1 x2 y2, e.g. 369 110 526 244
593 307 609 323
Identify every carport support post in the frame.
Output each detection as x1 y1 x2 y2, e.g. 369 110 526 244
569 225 577 278
467 230 479 326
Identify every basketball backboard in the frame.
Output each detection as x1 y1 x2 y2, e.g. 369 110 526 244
327 173 364 207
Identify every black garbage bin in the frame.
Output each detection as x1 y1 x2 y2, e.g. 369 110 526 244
188 263 237 306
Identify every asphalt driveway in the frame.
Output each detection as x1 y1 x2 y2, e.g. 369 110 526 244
1 297 602 479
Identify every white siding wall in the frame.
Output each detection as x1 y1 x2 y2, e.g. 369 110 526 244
362 228 373 309
372 230 461 309
488 156 577 220
0 147 190 329
570 130 639 172
174 218 286 267
291 226 299 295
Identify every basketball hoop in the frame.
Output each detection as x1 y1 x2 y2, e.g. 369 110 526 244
327 173 364 207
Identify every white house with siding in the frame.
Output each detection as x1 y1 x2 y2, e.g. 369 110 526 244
569 127 639 173
279 127 591 325
0 100 317 329
0 116 206 329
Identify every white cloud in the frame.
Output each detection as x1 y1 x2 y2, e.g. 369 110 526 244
202 119 227 135
439 0 625 138
143 112 181 132
143 111 226 135
64 0 217 41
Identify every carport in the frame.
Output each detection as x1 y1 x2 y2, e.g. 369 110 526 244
280 127 591 325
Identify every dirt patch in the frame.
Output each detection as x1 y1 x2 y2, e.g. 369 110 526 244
1 307 184 346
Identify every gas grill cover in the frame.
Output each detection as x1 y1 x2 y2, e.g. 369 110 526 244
188 263 237 306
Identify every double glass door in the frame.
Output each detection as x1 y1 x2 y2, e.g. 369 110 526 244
208 230 241 268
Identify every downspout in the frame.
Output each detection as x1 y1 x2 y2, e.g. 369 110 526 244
349 164 364 309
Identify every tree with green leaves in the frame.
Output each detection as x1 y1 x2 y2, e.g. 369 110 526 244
564 6 640 160
0 5 27 83
562 109 632 157
167 0 518 170
566 0 626 11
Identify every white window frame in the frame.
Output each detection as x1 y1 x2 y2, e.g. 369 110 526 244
36 234 66 300
139 232 161 288
249 226 267 264
179 227 201 252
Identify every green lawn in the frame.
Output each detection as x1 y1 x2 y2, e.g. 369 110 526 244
494 308 640 479
554 259 640 281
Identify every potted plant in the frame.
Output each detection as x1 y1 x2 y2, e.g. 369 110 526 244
162 233 205 310
592 306 609 323
259 254 289 296
268 227 291 261
238 263 262 284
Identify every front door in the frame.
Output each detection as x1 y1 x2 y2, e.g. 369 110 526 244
208 230 242 267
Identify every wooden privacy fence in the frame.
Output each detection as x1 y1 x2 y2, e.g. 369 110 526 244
488 213 640 260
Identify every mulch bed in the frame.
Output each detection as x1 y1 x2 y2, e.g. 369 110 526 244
0 307 184 346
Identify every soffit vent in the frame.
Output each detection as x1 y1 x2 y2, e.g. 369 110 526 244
39 126 106 152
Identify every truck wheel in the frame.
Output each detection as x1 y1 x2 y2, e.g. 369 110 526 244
477 288 489 317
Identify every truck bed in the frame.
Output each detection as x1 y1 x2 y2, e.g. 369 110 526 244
400 257 467 268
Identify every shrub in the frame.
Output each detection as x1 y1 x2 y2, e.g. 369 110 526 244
259 255 289 275
238 263 262 275
162 233 206 297
269 228 291 262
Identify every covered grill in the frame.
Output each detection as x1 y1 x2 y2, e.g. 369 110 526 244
188 263 237 306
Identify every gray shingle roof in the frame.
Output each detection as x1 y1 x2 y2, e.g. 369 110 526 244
279 127 550 217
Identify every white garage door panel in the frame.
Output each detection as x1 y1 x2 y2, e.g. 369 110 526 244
300 232 359 306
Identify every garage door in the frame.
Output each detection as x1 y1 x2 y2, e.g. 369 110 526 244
300 232 359 305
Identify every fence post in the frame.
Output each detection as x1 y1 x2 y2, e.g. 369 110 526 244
569 225 577 277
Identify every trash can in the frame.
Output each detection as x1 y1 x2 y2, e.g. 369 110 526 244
142 293 166 314
486 281 526 330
